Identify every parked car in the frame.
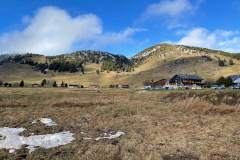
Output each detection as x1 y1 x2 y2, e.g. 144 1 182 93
144 86 152 90
232 85 240 89
191 85 202 90
211 85 225 90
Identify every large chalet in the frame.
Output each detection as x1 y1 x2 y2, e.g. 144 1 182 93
169 74 203 86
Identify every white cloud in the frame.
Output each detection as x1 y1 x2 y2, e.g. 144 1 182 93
142 0 204 29
90 28 147 48
145 0 193 17
177 27 240 53
0 6 142 55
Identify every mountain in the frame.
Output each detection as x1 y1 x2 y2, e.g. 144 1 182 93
1 44 240 86
0 50 133 73
127 43 240 85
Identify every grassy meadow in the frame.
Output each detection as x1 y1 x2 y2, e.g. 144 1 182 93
0 88 240 159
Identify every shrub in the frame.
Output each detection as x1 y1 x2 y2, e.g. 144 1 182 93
218 59 225 66
229 59 234 65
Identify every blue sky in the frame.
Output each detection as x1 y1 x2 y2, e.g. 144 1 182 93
0 0 240 56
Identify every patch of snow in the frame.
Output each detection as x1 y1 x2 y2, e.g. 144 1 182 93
40 118 57 126
0 127 74 153
31 120 37 124
95 131 126 141
9 149 15 154
32 118 57 127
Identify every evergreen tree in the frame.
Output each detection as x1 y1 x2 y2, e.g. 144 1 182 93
96 69 100 75
216 76 233 87
61 81 65 87
19 80 24 87
65 83 68 88
53 81 57 87
41 79 47 87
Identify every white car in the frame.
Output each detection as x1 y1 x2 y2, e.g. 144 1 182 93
211 85 225 90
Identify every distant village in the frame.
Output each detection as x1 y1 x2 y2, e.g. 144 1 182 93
143 74 240 90
1 74 240 90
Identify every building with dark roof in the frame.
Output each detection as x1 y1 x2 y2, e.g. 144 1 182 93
228 75 240 85
169 74 203 85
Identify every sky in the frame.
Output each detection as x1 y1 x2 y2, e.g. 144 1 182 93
0 0 240 57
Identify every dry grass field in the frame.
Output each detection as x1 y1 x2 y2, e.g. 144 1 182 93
0 88 240 160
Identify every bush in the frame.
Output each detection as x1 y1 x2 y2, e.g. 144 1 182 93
218 59 225 66
229 59 234 65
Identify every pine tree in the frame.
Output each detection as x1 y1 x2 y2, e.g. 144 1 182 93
53 81 58 87
96 69 100 75
41 79 47 87
61 81 65 87
19 80 24 87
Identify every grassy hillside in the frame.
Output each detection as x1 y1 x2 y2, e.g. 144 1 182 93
1 43 240 86
129 44 240 84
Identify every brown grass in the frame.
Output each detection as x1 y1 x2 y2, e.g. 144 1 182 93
0 88 240 160
173 98 239 115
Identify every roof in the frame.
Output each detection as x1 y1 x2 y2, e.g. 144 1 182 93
172 74 203 81
229 75 240 81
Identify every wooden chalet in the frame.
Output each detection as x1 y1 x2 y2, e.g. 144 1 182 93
169 74 203 85
152 79 167 87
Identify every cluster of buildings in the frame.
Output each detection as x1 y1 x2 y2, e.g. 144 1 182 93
144 74 240 90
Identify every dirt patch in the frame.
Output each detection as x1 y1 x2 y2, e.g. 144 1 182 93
209 152 240 160
162 152 199 160
0 103 27 108
51 101 113 108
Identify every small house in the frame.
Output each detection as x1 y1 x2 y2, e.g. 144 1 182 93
32 83 40 88
89 85 100 89
120 84 130 89
143 79 167 89
152 79 167 88
68 84 80 88
228 75 240 86
169 74 203 86
109 84 119 88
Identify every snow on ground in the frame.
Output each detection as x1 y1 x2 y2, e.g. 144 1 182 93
0 117 125 153
95 131 126 141
40 118 57 126
0 127 74 153
32 118 57 126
